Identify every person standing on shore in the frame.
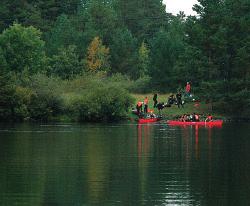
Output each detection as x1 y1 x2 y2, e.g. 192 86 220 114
153 93 158 108
144 96 148 113
176 92 183 108
185 82 191 97
136 101 143 115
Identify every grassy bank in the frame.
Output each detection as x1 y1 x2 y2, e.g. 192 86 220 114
131 93 224 120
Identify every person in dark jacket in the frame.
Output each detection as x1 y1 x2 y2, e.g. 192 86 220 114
156 102 165 115
144 97 148 113
167 94 176 106
176 92 183 108
153 93 158 108
136 101 143 115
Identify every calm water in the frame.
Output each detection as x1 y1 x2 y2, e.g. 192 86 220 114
0 122 250 206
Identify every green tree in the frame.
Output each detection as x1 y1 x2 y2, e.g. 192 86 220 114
45 14 77 55
114 0 168 41
85 0 118 44
150 18 185 91
110 28 139 78
74 0 119 50
0 23 46 74
138 41 150 77
0 0 81 33
188 0 250 115
49 45 84 79
174 45 209 86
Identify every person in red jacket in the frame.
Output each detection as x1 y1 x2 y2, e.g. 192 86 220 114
205 114 213 122
185 82 191 97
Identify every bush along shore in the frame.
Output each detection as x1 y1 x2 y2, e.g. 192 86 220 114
0 72 137 123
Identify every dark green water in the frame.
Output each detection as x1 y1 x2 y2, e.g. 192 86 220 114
0 122 250 206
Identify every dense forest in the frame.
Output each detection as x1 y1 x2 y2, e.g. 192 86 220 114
0 0 249 121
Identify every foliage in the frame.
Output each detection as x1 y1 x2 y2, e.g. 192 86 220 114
187 0 250 114
110 28 138 78
70 85 134 122
0 23 46 74
174 45 209 86
45 14 78 55
129 76 152 94
26 74 64 121
150 27 185 92
0 0 79 32
86 36 110 72
114 0 168 41
0 47 7 69
49 45 84 79
13 86 34 120
82 0 119 44
103 73 133 91
138 41 150 77
0 69 15 120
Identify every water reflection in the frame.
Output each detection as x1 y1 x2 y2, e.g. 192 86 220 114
0 123 250 205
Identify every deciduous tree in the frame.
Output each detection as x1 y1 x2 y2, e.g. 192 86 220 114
0 23 46 74
86 36 110 72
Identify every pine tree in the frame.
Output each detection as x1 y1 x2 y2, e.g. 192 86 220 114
114 0 168 41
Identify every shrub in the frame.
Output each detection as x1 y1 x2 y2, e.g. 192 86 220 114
12 86 34 120
0 74 15 120
27 74 64 121
129 75 152 93
70 85 134 122
28 92 63 121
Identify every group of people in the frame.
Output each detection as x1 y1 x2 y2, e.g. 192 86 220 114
179 113 213 122
135 82 215 122
166 92 184 108
138 82 192 112
136 96 149 115
136 96 160 118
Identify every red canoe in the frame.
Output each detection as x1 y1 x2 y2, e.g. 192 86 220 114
167 120 223 126
138 118 161 124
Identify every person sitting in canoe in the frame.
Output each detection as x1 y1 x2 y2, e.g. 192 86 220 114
150 110 157 118
189 113 199 122
189 113 195 122
205 114 213 122
179 114 189 122
185 114 191 122
194 113 200 122
183 114 189 122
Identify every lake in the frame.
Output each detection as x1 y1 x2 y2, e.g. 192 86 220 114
0 122 250 206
